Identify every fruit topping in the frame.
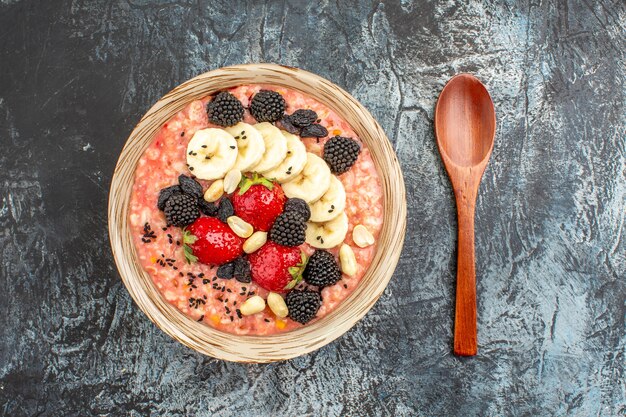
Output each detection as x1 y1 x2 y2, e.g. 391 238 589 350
250 90 286 122
267 292 289 318
206 91 244 127
262 130 307 183
224 123 266 172
286 290 322 324
323 136 361 174
305 212 349 249
248 242 306 292
278 115 301 135
217 198 235 223
352 224 375 248
198 198 218 216
250 122 288 172
304 250 341 287
282 153 331 203
289 109 318 127
157 185 182 211
186 217 244 265
309 175 346 222
217 262 235 279
283 198 311 222
164 193 199 227
232 175 286 231
269 212 306 247
178 174 203 198
279 109 321 136
186 128 238 180
300 123 328 138
233 256 252 283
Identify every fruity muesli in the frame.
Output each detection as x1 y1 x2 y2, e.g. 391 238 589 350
129 85 383 335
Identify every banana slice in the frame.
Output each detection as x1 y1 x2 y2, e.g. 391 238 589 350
186 128 238 180
262 130 307 183
224 122 265 172
282 153 331 203
305 212 349 249
309 175 346 222
250 122 288 173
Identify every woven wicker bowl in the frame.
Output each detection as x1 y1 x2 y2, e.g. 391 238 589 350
108 64 406 363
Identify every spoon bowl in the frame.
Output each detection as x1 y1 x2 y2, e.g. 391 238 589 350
436 75 496 167
435 74 496 356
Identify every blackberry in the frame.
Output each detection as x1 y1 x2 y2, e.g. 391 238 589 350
217 262 234 279
284 198 311 222
233 256 251 283
178 174 203 198
157 185 182 211
198 199 218 216
290 109 318 127
207 91 244 127
269 212 306 247
217 198 234 223
323 136 361 174
304 250 341 287
164 193 199 227
250 90 285 122
286 290 322 324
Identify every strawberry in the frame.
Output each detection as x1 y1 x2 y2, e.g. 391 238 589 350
186 217 243 265
232 174 286 231
248 242 307 292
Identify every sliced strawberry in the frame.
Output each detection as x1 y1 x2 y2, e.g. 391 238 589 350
232 174 286 231
186 217 243 265
248 242 307 292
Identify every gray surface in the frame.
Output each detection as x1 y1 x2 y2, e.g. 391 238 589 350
1 0 624 416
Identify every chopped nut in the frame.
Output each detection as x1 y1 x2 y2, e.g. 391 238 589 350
223 169 242 194
267 292 288 318
204 180 224 202
352 224 375 248
240 295 266 316
227 216 254 238
339 244 357 276
243 231 267 254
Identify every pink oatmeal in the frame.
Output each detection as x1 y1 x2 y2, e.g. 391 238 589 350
129 85 384 335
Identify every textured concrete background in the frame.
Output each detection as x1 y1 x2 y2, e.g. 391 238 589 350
1 0 624 416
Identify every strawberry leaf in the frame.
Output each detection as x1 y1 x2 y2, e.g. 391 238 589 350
182 229 197 244
238 173 274 194
284 251 308 290
238 176 254 195
183 245 198 264
182 229 198 264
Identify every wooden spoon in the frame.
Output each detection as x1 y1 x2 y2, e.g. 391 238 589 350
435 74 496 356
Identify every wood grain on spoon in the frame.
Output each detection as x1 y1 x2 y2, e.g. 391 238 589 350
435 74 496 356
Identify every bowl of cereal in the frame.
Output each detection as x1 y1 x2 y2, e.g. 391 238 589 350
108 64 406 362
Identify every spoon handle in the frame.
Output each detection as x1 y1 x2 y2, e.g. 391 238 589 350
454 193 478 356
